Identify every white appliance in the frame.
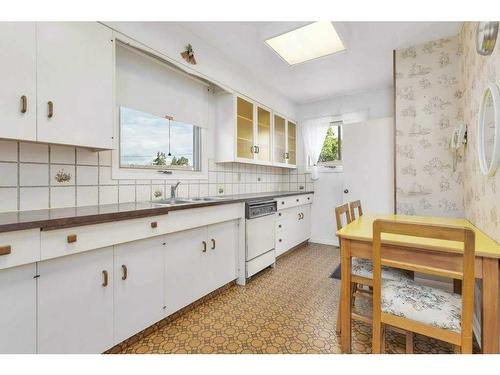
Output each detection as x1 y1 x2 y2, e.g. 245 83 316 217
245 199 277 278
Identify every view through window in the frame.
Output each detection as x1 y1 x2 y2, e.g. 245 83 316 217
317 121 342 167
120 107 201 171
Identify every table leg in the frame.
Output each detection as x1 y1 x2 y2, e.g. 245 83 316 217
340 238 352 353
482 258 499 353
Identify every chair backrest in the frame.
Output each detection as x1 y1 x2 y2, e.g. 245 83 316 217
335 203 352 231
349 200 363 220
372 219 475 350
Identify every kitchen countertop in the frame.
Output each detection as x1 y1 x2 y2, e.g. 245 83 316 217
0 191 314 233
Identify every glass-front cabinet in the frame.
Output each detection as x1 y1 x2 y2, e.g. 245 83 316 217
257 106 271 162
272 115 297 168
274 115 287 164
287 121 297 166
215 93 297 168
236 97 255 160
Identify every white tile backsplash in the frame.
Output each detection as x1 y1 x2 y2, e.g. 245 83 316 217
20 187 49 210
50 186 76 209
77 186 98 207
0 163 17 187
76 166 98 186
0 140 18 162
0 139 311 212
20 163 48 186
76 148 98 165
50 145 75 164
0 188 17 211
20 143 48 163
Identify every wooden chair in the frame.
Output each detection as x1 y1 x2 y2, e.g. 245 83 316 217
372 219 475 354
335 203 413 353
349 200 363 220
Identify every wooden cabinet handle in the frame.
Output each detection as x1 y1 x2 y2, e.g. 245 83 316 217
211 239 216 250
296 198 299 202
278 212 282 217
298 213 301 220
0 245 12 256
202 241 207 253
20 95 27 114
278 224 282 228
102 270 108 287
121 265 128 280
67 234 77 243
47 101 54 118
307 197 310 201
281 201 285 205
151 221 158 228
279 238 282 243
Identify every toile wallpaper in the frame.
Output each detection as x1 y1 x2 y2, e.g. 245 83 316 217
395 36 465 218
460 23 500 243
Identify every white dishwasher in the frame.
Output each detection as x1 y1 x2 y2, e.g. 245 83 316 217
245 199 277 278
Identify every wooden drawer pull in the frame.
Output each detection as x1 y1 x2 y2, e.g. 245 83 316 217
151 221 158 228
67 234 77 243
0 245 12 256
121 265 128 280
47 101 54 118
296 198 299 202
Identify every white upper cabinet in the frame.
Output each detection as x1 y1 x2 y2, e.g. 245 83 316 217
215 93 297 168
36 22 113 149
0 23 37 141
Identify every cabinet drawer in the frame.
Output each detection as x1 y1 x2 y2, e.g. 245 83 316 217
0 229 40 270
246 249 275 278
276 194 313 210
40 215 168 261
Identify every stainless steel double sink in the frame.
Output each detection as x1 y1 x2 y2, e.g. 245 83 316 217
153 196 228 206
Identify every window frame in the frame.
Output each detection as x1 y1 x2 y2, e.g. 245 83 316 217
310 121 344 172
118 106 202 172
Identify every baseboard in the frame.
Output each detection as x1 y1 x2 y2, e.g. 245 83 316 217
309 237 339 247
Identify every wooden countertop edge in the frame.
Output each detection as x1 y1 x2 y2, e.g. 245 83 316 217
337 233 500 259
0 191 314 233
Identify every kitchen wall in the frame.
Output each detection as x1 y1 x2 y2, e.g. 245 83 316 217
460 23 500 243
0 139 313 212
395 36 465 217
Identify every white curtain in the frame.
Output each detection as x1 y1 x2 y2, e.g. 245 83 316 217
300 116 332 169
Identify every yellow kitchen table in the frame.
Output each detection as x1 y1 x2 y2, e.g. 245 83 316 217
336 213 500 354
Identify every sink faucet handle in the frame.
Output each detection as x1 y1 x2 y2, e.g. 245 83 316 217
170 182 181 197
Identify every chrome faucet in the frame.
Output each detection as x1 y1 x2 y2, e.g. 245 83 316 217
170 182 181 198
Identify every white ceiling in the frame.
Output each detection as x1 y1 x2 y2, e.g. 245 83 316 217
178 22 462 104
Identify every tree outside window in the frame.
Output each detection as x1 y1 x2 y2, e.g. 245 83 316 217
317 122 342 167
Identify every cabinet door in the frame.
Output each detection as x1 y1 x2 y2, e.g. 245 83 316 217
0 23 36 141
256 106 271 162
36 22 113 149
236 96 255 160
0 264 36 353
299 204 311 243
114 237 165 344
287 121 297 166
207 220 238 291
38 247 114 353
274 114 287 164
164 226 207 316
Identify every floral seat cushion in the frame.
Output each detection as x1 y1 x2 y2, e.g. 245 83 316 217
381 279 462 332
351 257 411 281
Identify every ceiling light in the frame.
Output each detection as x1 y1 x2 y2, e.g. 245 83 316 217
265 21 346 65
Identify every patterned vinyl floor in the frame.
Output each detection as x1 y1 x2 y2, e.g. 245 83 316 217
114 242 459 354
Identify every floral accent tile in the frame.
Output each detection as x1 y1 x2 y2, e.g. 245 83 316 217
395 36 464 218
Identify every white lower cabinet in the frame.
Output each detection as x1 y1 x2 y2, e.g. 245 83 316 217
206 221 238 292
164 220 238 316
0 264 37 353
164 226 207 316
276 202 312 257
113 237 165 344
37 248 114 354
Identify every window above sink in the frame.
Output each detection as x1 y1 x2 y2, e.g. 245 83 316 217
120 107 201 172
